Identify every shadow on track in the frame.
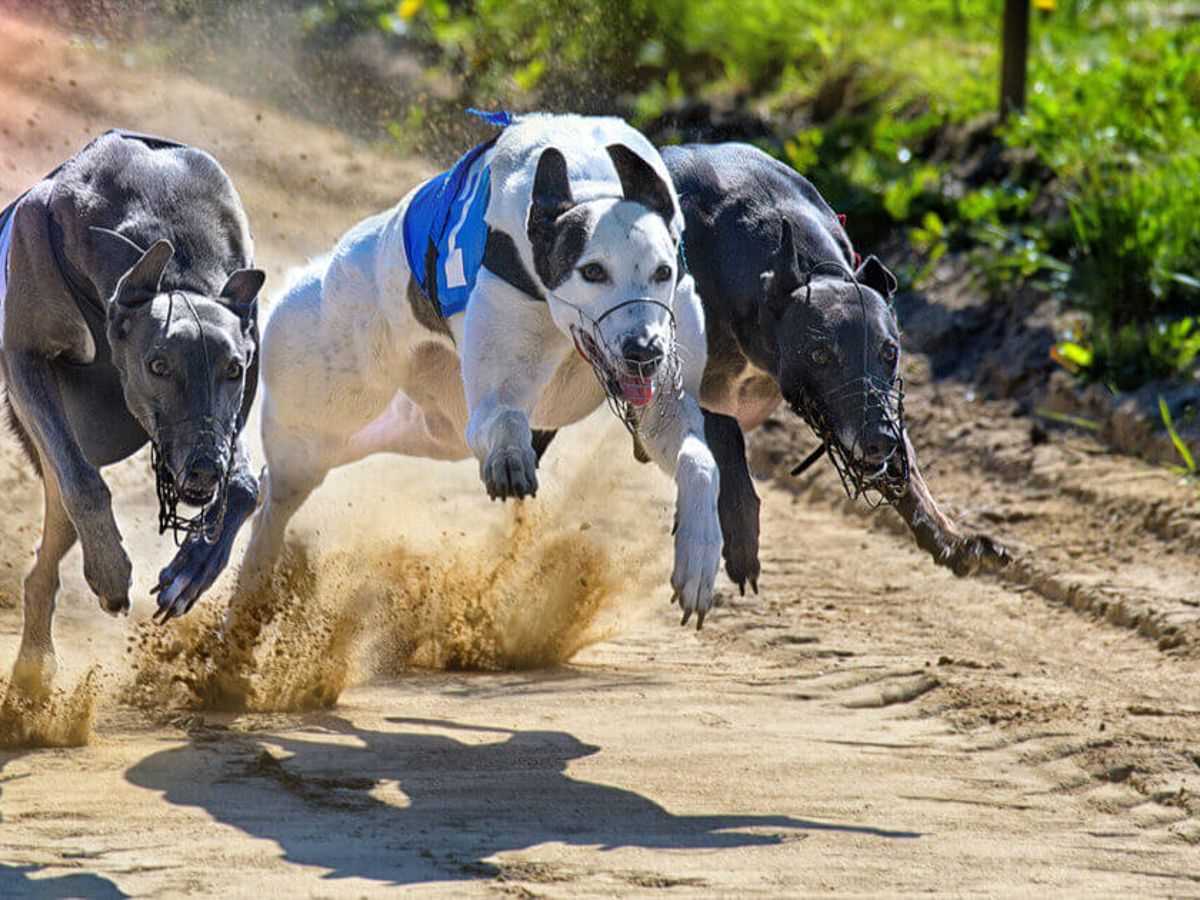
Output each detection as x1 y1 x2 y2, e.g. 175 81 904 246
125 714 921 887
0 864 130 899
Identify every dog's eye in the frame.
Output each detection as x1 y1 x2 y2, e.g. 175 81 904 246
149 358 169 377
652 264 673 284
579 263 609 284
881 343 898 365
811 347 832 366
226 361 244 381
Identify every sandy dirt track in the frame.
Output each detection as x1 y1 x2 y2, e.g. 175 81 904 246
1 15 1199 897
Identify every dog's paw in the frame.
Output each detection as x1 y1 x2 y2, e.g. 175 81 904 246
671 507 723 630
943 533 1011 577
724 532 761 597
483 444 539 501
152 530 236 623
81 539 132 617
11 650 58 699
718 485 761 597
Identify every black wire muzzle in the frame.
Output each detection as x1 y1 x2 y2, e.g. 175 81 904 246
786 259 910 508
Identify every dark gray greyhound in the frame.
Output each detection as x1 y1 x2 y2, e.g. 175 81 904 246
659 142 1007 587
0 131 264 693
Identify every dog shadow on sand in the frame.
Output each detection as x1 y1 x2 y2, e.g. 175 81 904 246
1 750 129 898
125 714 920 888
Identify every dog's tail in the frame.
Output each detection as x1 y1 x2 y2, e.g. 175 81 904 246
4 389 42 477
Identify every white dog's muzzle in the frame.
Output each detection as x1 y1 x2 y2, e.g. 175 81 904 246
551 292 683 427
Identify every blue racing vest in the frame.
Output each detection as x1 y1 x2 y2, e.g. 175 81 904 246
403 110 513 319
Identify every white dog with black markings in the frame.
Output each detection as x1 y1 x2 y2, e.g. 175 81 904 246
240 113 723 623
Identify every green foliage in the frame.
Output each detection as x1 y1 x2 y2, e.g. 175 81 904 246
317 0 1198 390
1160 395 1197 476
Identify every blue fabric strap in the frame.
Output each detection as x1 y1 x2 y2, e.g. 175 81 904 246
403 111 514 318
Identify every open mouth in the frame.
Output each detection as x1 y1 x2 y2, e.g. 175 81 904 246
151 438 232 545
616 373 655 407
573 328 661 408
178 484 219 508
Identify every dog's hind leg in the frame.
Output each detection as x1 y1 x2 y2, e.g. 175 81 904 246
235 414 335 598
12 470 77 696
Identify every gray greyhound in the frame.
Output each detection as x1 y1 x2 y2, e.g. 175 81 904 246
661 142 1008 582
0 131 264 693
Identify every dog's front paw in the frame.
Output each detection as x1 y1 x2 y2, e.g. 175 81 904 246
81 538 132 616
943 533 1011 577
671 507 723 630
719 484 761 597
483 444 539 501
152 530 237 624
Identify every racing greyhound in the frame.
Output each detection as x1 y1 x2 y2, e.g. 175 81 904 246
1 131 264 692
663 142 1008 577
240 113 725 623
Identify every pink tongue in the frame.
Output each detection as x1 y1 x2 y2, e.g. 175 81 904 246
620 379 655 407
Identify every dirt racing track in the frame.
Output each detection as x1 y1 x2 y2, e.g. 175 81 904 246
0 16 1198 897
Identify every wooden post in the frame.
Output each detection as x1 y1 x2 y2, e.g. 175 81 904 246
1000 0 1030 118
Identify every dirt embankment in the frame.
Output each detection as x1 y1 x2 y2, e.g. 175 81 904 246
0 14 1198 897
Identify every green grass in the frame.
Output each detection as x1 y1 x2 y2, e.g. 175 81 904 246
301 0 1199 390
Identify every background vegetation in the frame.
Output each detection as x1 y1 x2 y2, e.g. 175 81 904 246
395 0 1199 391
125 0 1200 392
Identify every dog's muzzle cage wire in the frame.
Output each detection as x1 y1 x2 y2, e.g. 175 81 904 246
786 260 910 508
150 421 235 546
559 297 684 440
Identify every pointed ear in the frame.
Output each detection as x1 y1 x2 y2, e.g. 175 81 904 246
606 143 676 226
526 147 575 245
219 268 265 318
855 254 898 298
114 239 174 309
759 219 802 319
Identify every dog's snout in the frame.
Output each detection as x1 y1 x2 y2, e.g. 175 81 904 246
181 455 224 498
859 432 899 468
621 335 665 372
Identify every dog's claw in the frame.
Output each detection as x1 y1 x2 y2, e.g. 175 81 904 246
154 523 240 623
482 444 539 502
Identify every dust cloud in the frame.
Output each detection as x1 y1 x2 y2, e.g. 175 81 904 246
0 669 100 749
124 421 669 713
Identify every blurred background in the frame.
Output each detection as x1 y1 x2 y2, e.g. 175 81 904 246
4 0 1199 455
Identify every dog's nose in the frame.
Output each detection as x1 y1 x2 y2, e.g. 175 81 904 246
182 456 224 497
621 335 665 373
859 433 899 468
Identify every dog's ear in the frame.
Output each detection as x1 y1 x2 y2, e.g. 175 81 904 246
527 147 575 245
606 144 675 226
219 268 265 320
855 254 898 299
114 239 174 309
759 219 803 320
